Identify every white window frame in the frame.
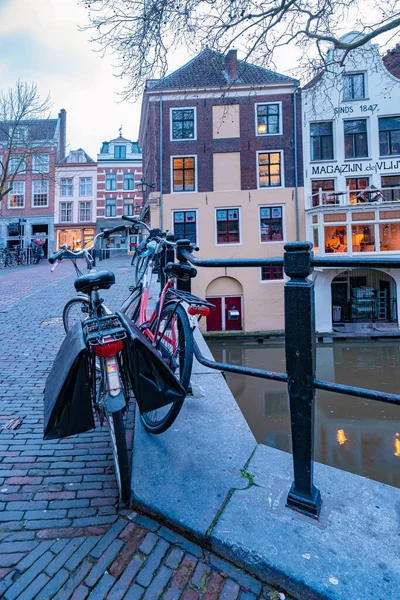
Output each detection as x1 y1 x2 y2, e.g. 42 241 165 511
79 201 92 222
11 126 27 145
123 201 135 216
170 107 197 142
106 173 117 191
60 202 73 223
255 102 283 136
79 177 92 196
342 72 367 101
123 173 135 191
60 178 73 197
32 153 50 174
31 180 49 208
170 155 198 194
258 205 286 244
256 150 285 189
114 145 127 160
8 180 25 209
171 209 199 244
260 266 285 283
309 120 336 163
343 117 370 161
105 198 117 218
214 206 242 247
8 154 26 175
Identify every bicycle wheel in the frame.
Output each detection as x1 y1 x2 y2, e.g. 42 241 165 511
63 297 91 333
141 303 193 434
107 409 130 504
135 253 149 286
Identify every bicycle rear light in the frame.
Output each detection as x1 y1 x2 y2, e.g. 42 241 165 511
188 306 211 317
93 337 124 358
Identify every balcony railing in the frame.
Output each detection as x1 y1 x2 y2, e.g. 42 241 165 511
309 186 400 208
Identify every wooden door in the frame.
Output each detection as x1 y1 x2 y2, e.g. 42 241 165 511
225 296 242 331
206 297 222 331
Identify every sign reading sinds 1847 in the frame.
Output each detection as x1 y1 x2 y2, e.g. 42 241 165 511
311 158 400 176
334 104 379 115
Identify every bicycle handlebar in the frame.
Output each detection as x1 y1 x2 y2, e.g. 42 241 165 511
122 215 151 233
48 249 65 264
102 225 127 238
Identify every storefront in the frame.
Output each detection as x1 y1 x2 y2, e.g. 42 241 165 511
56 227 95 251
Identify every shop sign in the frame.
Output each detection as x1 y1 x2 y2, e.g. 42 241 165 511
334 103 378 116
311 158 400 176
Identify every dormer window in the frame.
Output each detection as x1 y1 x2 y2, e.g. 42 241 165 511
70 151 84 163
114 145 126 159
11 126 28 145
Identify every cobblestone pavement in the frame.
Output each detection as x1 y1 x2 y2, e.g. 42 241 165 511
0 258 289 600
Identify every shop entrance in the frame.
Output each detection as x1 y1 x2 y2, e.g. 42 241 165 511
331 269 397 324
32 224 49 257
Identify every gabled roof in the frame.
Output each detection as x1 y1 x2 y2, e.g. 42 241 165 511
148 48 298 90
0 119 58 143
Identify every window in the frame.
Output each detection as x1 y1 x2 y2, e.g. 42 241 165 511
123 173 134 190
172 157 196 192
8 154 26 175
343 73 365 100
171 109 195 140
61 178 73 196
260 207 284 242
261 266 284 281
324 226 348 253
311 179 335 207
70 151 84 162
8 181 25 208
60 202 73 223
32 180 49 207
80 177 92 196
123 202 134 216
79 202 91 222
256 103 280 135
114 145 126 159
351 224 375 252
310 122 334 161
381 175 400 202
173 211 197 243
257 152 282 188
380 222 400 251
216 208 240 244
346 177 369 203
379 117 400 156
344 120 368 158
32 153 50 173
106 173 117 191
11 127 27 145
106 198 116 217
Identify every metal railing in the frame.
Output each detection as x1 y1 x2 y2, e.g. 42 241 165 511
309 185 400 208
171 239 400 519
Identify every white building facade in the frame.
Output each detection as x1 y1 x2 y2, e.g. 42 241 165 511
55 149 97 250
303 34 400 333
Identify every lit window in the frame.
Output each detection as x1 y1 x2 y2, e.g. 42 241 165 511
60 202 73 223
32 153 50 173
344 120 368 158
261 266 284 281
216 208 240 244
172 157 195 192
324 226 348 254
351 224 375 252
79 202 91 222
114 145 126 159
32 180 49 207
380 221 400 251
343 73 365 100
61 178 73 196
256 104 280 135
310 122 334 161
123 173 134 190
106 173 117 191
106 198 116 217
8 181 25 208
171 109 195 140
258 152 282 187
346 177 369 203
381 175 400 202
311 179 335 207
379 117 400 156
80 177 92 196
260 207 283 242
173 211 196 243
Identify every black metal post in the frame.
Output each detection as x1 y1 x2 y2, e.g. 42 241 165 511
176 239 192 293
284 242 321 518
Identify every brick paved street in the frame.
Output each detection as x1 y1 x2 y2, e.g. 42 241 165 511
0 258 288 600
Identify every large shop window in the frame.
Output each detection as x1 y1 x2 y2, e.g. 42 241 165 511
343 73 365 100
32 180 49 207
346 177 369 203
261 266 284 281
344 119 368 158
311 179 335 206
106 173 117 191
9 181 25 208
381 175 400 202
174 211 197 243
380 222 400 251
310 122 334 161
106 198 116 217
61 178 73 197
172 157 196 192
379 117 400 156
216 208 240 244
260 206 284 242
256 103 280 135
324 226 348 253
351 224 375 252
257 152 282 187
60 202 73 223
171 109 195 140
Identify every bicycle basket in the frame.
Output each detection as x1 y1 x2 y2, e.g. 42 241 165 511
117 312 186 414
43 322 94 440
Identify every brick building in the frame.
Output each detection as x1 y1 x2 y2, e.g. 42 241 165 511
0 109 66 256
55 149 97 250
139 49 304 332
96 132 143 253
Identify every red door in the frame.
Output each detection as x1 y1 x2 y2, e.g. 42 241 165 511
225 296 242 331
206 297 222 331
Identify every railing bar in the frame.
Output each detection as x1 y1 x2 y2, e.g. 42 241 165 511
314 379 400 405
181 249 284 269
193 340 288 383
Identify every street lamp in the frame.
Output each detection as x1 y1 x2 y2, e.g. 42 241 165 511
136 180 154 193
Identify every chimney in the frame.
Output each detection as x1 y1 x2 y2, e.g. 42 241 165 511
225 49 238 81
58 108 67 161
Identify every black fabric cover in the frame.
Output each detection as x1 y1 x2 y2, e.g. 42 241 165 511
118 312 186 414
43 323 94 440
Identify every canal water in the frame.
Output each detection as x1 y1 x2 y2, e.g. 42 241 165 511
208 339 400 488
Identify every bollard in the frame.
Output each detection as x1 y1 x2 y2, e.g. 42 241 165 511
284 242 321 518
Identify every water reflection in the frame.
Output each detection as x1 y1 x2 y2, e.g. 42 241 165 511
208 340 400 488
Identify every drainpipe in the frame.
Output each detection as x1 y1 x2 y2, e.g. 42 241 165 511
293 86 300 241
159 93 163 230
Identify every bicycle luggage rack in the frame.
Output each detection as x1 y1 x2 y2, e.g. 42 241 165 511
84 314 127 348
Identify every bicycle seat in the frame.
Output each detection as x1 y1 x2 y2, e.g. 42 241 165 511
74 271 115 294
164 262 197 281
